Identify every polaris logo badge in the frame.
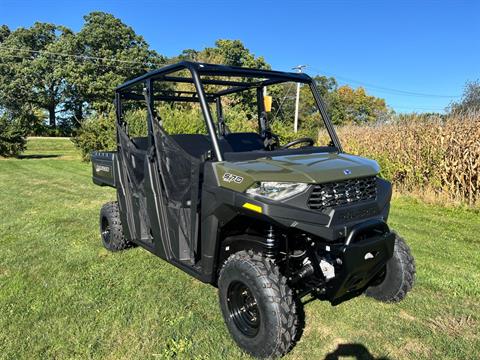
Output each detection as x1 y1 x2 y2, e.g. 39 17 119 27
343 169 352 175
222 173 244 184
95 165 111 173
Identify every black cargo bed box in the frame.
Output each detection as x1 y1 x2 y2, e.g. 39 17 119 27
92 151 116 187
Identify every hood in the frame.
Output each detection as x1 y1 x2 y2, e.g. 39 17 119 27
215 152 380 192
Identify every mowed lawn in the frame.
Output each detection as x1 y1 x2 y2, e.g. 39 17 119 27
0 138 479 360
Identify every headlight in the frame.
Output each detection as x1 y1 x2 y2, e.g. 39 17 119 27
246 182 308 201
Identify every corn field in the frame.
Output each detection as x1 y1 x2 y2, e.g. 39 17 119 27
332 113 480 206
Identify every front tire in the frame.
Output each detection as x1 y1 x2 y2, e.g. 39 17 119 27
99 201 132 251
218 251 300 358
365 233 415 302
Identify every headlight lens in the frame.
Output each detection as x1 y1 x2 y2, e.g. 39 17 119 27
246 182 308 201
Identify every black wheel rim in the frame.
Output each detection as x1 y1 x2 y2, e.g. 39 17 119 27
227 281 260 337
101 217 111 244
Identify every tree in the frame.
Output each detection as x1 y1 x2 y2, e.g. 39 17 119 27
0 22 70 127
0 113 28 157
178 39 269 69
0 25 10 43
175 39 270 114
449 80 480 114
63 12 165 115
327 85 388 124
297 75 338 121
314 75 337 98
267 74 388 128
0 13 165 132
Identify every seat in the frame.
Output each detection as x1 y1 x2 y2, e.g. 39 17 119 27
170 133 265 159
131 136 149 150
170 134 213 158
222 132 265 152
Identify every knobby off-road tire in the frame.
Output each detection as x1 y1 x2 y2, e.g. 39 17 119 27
365 233 415 302
99 201 132 252
218 250 300 359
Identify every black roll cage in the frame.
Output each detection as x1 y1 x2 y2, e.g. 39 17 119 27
115 61 343 161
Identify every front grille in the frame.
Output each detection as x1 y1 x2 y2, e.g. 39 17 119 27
308 176 377 210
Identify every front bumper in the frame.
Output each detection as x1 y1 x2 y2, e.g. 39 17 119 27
324 227 395 304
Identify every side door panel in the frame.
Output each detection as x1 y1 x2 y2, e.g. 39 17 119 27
115 127 153 247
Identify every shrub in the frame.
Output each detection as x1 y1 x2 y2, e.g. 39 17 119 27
71 112 117 161
29 122 76 137
0 114 28 157
72 106 208 161
161 105 207 135
223 105 257 133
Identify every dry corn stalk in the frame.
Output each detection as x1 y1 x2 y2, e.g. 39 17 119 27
328 113 479 205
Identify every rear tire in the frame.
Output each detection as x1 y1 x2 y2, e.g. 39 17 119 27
218 250 300 358
99 201 132 251
365 233 415 302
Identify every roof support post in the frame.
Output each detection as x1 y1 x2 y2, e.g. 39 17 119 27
190 66 224 161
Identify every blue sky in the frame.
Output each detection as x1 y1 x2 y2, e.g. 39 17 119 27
1 0 479 113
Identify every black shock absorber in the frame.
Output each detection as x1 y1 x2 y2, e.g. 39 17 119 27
265 226 278 259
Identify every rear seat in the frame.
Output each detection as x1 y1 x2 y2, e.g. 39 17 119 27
165 132 268 159
170 134 213 158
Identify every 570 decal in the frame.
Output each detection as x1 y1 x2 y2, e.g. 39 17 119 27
222 172 244 184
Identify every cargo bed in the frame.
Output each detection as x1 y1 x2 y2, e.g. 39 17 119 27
92 151 116 187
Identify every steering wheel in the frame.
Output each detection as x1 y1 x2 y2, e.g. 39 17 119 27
280 137 315 149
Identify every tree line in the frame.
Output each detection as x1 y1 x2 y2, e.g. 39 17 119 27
1 12 478 157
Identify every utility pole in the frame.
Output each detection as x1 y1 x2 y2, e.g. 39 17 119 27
292 65 306 133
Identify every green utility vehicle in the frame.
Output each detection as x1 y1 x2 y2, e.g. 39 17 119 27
92 62 415 358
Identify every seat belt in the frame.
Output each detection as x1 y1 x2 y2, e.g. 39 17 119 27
216 97 230 136
260 111 277 150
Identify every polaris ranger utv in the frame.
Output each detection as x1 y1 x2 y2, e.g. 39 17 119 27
92 61 415 358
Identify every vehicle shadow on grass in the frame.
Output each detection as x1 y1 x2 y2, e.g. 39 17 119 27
324 343 390 360
16 154 61 159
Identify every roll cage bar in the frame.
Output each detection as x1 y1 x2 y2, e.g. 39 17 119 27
115 61 343 161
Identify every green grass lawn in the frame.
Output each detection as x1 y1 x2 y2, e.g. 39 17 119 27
1 138 479 360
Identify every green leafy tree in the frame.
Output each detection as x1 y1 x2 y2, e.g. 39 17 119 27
63 12 165 115
0 22 71 128
267 75 336 129
178 39 269 69
0 25 10 43
176 39 270 115
298 75 338 123
0 113 28 157
327 85 388 124
314 75 338 98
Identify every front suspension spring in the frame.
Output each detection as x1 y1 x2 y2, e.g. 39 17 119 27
265 226 278 259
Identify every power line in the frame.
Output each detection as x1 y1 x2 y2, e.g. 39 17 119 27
0 48 460 100
0 52 159 73
390 105 446 111
0 48 459 113
0 54 152 73
0 46 162 67
308 66 461 98
334 75 460 98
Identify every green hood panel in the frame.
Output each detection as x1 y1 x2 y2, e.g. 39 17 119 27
215 152 380 192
